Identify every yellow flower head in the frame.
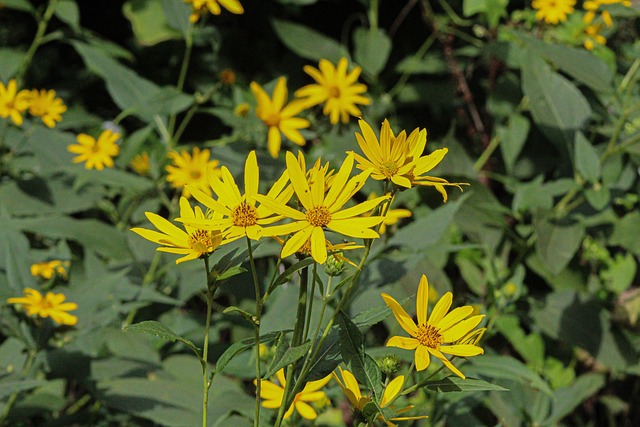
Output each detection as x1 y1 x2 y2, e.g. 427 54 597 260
185 0 244 22
27 89 67 128
130 151 151 176
251 77 310 158
532 0 576 24
7 288 78 326
234 102 251 117
30 260 70 280
333 367 428 426
180 150 294 242
67 129 120 170
256 368 331 420
295 57 371 125
583 23 607 50
131 197 224 264
166 147 220 198
254 151 388 264
0 79 31 126
381 274 485 379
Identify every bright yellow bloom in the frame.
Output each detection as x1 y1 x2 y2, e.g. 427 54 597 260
130 152 151 176
0 79 31 126
131 197 223 264
7 288 78 326
185 0 243 22
27 89 67 128
381 274 485 379
67 129 120 170
251 78 310 158
166 147 220 198
333 367 428 426
30 260 70 280
254 151 388 264
295 57 370 125
234 102 250 117
583 23 608 50
352 119 466 202
256 368 331 420
273 235 363 268
532 0 576 24
180 150 293 242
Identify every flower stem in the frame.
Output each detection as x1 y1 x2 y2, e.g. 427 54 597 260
168 24 194 148
202 257 216 427
246 237 263 427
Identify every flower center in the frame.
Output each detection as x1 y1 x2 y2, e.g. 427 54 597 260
306 206 331 227
416 324 443 349
189 229 221 254
328 86 340 98
190 170 202 180
263 112 281 128
381 161 399 178
91 142 101 153
232 203 258 227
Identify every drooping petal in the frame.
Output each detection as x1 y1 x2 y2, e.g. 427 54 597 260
428 348 465 379
281 226 314 258
294 400 318 420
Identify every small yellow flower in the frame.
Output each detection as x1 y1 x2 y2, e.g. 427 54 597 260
251 78 310 158
0 79 31 126
256 368 331 420
583 23 608 50
7 288 78 326
532 0 576 24
381 274 485 378
30 260 70 280
67 129 120 170
234 103 250 117
131 197 224 264
333 367 428 426
185 0 244 22
166 147 220 198
27 89 67 128
295 57 371 125
130 152 151 176
254 151 388 264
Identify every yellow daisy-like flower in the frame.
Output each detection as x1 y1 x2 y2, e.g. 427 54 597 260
0 79 31 126
180 150 293 242
67 129 120 170
131 197 223 264
185 0 244 22
7 288 78 326
166 147 220 198
251 77 310 158
532 0 576 24
30 260 70 280
381 274 485 379
352 119 466 202
295 57 371 125
254 151 388 264
333 367 428 426
256 368 332 420
130 152 151 176
27 89 67 128
584 23 607 50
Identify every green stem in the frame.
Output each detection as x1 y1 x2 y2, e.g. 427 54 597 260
369 0 379 32
0 346 38 422
473 134 500 172
303 262 318 342
168 24 194 147
15 0 59 86
246 237 263 427
202 257 215 427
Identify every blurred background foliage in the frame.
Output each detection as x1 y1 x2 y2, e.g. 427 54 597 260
1 0 640 426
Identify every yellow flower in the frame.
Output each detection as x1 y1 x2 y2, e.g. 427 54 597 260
0 79 31 126
251 78 310 158
166 147 220 198
295 57 371 125
30 260 70 280
584 23 607 50
234 102 250 117
256 368 331 420
185 0 243 22
333 367 428 426
254 151 388 264
27 89 67 128
180 150 293 242
7 288 78 326
369 193 412 234
130 152 151 176
532 0 576 24
272 235 363 268
131 197 223 264
381 274 485 378
67 129 120 170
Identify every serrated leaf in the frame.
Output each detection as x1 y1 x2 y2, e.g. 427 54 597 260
352 302 393 328
424 376 508 392
300 327 341 382
271 19 347 63
124 320 201 357
353 27 391 78
265 341 311 378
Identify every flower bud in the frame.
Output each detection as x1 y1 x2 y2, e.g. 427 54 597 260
378 354 400 376
324 254 346 276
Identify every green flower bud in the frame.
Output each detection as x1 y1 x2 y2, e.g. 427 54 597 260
324 254 345 276
378 354 400 376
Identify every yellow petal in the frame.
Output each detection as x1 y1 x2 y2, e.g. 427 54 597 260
429 348 465 379
386 336 420 350
294 400 318 420
428 292 452 325
381 293 418 336
436 306 474 333
381 375 404 407
244 151 259 198
440 315 485 342
415 345 431 371
310 226 327 264
416 275 428 326
439 344 484 357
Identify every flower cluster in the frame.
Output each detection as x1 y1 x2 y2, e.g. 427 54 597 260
0 79 66 128
30 260 70 280
7 288 78 326
185 0 244 22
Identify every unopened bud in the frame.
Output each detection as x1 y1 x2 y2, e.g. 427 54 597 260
324 254 345 276
378 354 400 376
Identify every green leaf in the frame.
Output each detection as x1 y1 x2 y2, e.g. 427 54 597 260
574 132 601 182
55 0 80 32
216 265 247 282
353 28 391 78
352 302 394 328
468 355 553 395
1 0 34 12
123 0 181 46
215 331 281 374
424 376 508 392
584 185 610 210
546 374 605 423
300 327 341 381
265 341 311 378
498 113 530 173
161 0 191 35
609 212 640 256
0 378 46 399
602 253 637 294
123 321 201 357
0 48 25 81
271 19 347 63
534 216 585 275
265 257 315 296
522 53 591 148
0 222 37 292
